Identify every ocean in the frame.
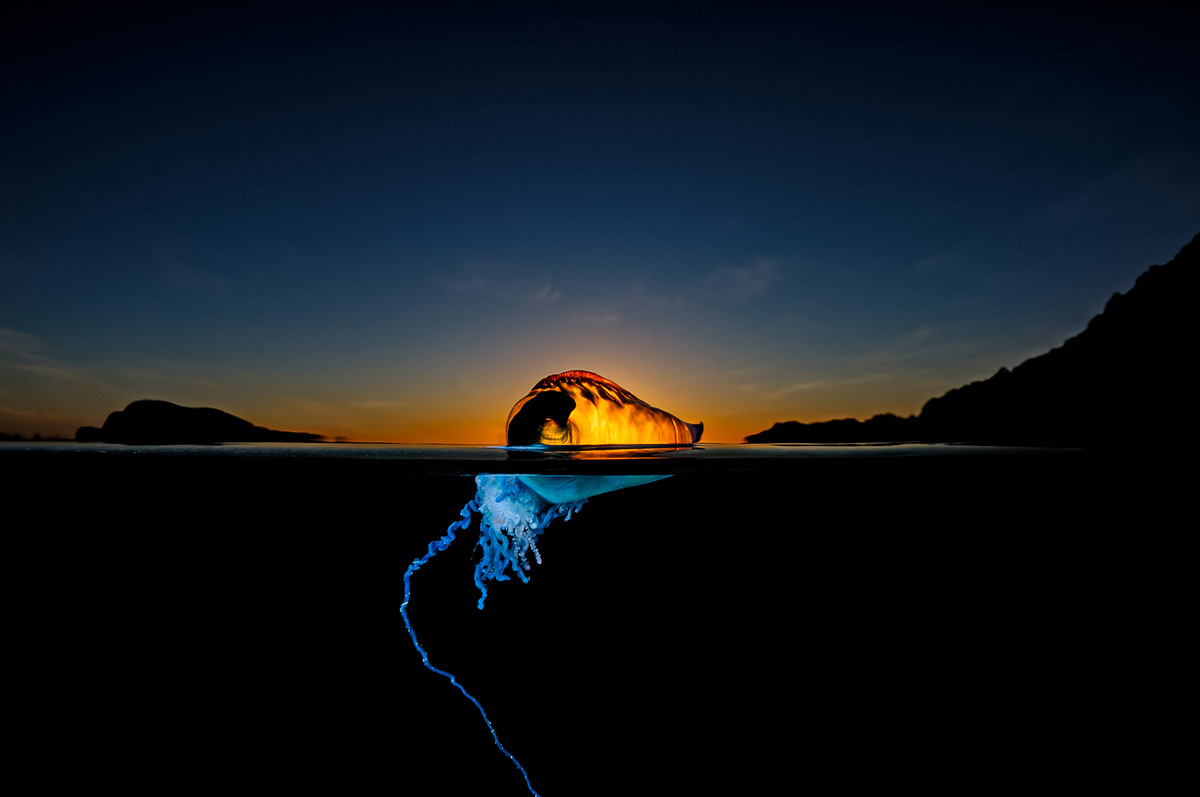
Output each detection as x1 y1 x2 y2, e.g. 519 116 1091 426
5 443 1182 793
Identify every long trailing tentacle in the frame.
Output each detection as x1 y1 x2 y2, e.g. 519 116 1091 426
399 497 542 797
399 476 589 796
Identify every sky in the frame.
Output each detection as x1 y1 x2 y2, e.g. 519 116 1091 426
2 1 1197 443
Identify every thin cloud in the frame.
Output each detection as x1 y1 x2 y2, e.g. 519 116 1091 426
444 260 563 307
353 399 407 410
850 325 982 367
763 379 827 401
108 363 229 394
626 279 687 312
1039 159 1179 226
0 328 92 384
446 267 495 293
159 257 232 295
579 311 623 325
703 257 783 301
913 251 959 273
874 326 940 357
723 363 773 380
528 282 562 307
0 328 44 358
557 279 684 330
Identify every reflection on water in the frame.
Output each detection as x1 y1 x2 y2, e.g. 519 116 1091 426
0 440 1075 466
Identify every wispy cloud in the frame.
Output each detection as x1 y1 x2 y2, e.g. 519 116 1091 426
353 399 407 410
863 326 941 360
574 257 784 328
281 398 345 416
762 379 827 401
528 282 562 307
624 278 687 312
0 328 91 384
913 251 959 273
724 364 771 379
845 325 995 371
444 259 563 308
108 363 229 394
1039 159 1181 226
839 325 1020 393
158 256 232 295
0 402 84 437
0 328 44 358
0 333 242 415
703 257 783 301
446 259 501 293
579 311 623 325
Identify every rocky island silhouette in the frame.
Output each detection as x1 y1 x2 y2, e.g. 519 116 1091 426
747 231 1195 446
74 399 324 445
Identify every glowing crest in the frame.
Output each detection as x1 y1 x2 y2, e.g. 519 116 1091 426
506 370 703 447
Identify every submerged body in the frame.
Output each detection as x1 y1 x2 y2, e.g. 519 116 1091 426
506 370 703 447
516 474 669 504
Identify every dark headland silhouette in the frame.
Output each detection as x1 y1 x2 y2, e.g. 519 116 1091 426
75 400 323 444
747 231 1196 446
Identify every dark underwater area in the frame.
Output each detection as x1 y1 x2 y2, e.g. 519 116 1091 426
8 446 1185 794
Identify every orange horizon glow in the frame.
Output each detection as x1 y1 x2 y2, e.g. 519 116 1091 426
0 401 928 446
0 362 938 445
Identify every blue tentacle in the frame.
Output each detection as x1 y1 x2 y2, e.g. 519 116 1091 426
399 497 541 797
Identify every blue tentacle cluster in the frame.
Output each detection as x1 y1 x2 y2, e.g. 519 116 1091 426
471 474 586 609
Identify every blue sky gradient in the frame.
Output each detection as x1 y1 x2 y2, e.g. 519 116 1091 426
3 1 1197 442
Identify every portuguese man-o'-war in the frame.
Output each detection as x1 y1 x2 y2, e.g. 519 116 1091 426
399 371 702 795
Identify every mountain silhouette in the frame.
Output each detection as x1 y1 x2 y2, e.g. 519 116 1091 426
75 400 324 444
745 414 921 444
747 231 1196 446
